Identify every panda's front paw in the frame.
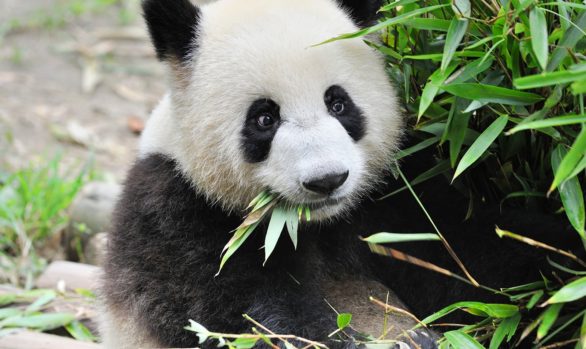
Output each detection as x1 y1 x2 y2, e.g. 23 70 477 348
392 329 438 349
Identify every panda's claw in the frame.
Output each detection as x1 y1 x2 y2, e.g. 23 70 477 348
391 329 438 349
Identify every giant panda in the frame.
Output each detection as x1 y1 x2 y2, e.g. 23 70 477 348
100 0 580 348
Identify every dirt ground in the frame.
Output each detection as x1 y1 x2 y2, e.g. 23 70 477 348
0 0 166 180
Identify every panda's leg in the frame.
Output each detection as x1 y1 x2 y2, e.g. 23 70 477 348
371 206 582 322
322 278 438 349
98 303 162 349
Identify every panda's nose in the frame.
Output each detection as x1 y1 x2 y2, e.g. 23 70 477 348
302 171 349 195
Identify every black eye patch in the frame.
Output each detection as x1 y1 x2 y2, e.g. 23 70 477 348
324 85 366 142
241 98 281 163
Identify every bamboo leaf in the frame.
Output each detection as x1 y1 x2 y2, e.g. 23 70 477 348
441 18 469 72
403 18 451 31
444 330 485 348
217 223 258 275
572 80 586 95
379 0 419 12
537 304 563 340
396 137 440 160
0 313 75 331
316 4 450 45
422 302 518 324
447 57 494 84
508 114 586 134
453 115 508 180
452 0 471 17
529 7 549 70
419 65 458 119
490 313 522 349
380 160 451 199
552 145 586 237
545 277 586 304
337 313 352 330
442 84 543 105
361 233 441 244
550 127 586 194
547 11 586 71
285 208 299 250
264 207 288 264
65 320 97 342
528 290 545 309
514 70 586 90
25 291 56 314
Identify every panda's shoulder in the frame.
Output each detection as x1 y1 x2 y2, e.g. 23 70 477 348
113 154 238 238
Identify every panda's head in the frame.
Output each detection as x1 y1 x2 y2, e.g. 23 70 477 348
140 0 403 220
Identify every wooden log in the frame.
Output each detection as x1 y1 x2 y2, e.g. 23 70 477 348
36 261 100 291
0 330 102 349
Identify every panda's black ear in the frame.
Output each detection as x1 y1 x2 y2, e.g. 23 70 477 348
142 0 200 62
336 0 383 27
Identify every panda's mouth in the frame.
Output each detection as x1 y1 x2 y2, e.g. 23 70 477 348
278 196 345 212
306 197 345 210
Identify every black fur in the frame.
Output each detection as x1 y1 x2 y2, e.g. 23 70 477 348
335 0 383 27
142 0 200 61
103 154 436 348
325 85 366 142
242 99 282 163
103 152 580 348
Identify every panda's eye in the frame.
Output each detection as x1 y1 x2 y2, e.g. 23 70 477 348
331 101 345 115
257 114 276 129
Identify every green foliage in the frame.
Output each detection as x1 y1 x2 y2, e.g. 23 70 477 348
0 288 96 341
185 316 328 349
347 0 586 240
336 313 353 330
361 232 441 244
0 0 133 41
0 156 90 288
217 192 310 275
338 0 586 347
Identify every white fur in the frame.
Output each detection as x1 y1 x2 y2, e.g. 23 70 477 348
140 0 403 219
99 304 161 349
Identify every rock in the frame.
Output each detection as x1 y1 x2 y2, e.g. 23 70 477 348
36 261 100 291
69 182 121 234
84 233 109 266
0 330 102 349
65 182 120 264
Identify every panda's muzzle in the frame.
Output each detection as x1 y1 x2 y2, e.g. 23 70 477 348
302 171 349 196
